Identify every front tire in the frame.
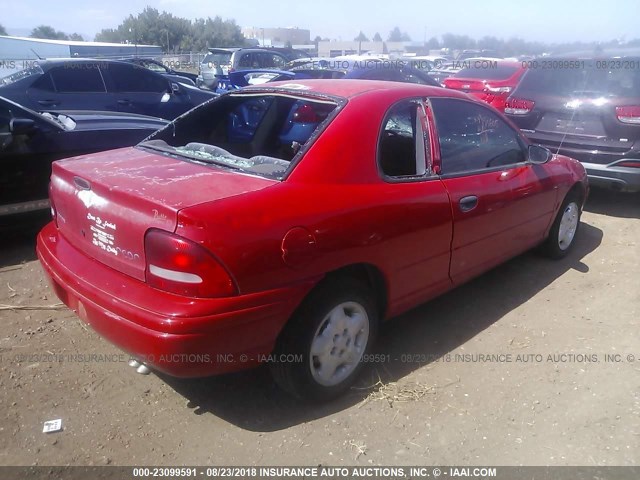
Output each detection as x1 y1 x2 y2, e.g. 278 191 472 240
270 278 378 401
541 192 582 259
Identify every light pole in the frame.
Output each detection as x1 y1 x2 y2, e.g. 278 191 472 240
129 26 138 56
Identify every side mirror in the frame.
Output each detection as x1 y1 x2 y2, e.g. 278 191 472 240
528 144 552 164
10 118 37 135
171 82 181 94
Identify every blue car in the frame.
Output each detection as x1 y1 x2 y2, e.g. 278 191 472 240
222 58 441 91
0 59 217 120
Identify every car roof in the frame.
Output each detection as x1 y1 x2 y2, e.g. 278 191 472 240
30 58 134 68
240 79 464 100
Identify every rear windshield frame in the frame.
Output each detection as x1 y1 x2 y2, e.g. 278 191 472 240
138 88 347 181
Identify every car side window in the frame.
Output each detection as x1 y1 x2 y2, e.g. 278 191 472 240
430 98 526 175
378 100 429 178
238 53 255 68
270 54 286 69
48 66 106 93
107 64 168 93
31 73 55 92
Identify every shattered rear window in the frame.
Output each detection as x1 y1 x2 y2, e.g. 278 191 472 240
139 93 339 180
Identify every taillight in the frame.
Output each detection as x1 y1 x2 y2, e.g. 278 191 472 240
615 106 640 124
504 97 535 115
144 229 237 298
617 160 640 168
292 104 318 123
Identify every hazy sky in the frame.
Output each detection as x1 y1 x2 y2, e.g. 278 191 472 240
1 0 637 44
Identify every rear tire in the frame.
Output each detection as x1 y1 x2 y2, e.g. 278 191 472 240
541 192 582 259
270 278 378 402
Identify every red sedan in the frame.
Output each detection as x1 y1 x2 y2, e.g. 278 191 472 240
443 60 526 112
37 80 588 401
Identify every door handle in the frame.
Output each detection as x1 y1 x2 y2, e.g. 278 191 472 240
459 195 478 212
117 99 132 105
37 100 59 106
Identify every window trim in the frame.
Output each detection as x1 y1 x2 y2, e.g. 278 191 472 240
429 97 529 178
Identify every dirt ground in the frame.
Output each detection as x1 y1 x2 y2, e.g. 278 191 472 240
0 188 638 467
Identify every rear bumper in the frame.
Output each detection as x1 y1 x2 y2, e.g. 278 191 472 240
523 136 640 193
37 222 315 377
581 162 640 193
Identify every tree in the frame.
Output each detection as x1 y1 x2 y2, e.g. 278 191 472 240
69 33 84 41
441 33 476 50
373 32 382 42
426 36 440 49
189 16 244 51
388 27 411 42
95 8 244 52
354 31 369 42
0 24 7 36
30 25 69 40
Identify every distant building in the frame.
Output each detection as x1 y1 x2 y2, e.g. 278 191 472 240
317 40 412 58
0 35 162 76
242 27 311 48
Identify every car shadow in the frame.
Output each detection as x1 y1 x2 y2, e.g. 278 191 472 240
0 212 51 268
585 188 640 219
161 221 603 431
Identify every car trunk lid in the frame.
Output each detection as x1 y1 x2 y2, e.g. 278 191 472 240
443 78 487 93
51 146 277 280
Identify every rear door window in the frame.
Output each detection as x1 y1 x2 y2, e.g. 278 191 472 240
48 65 106 93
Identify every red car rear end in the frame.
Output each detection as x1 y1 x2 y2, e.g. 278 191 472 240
443 60 525 111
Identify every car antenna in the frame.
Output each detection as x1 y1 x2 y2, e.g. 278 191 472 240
30 48 44 60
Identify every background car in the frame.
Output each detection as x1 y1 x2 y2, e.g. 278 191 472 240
505 53 640 192
224 58 441 90
0 59 217 120
121 57 198 86
37 80 587 401
0 95 167 223
443 60 526 111
197 47 310 90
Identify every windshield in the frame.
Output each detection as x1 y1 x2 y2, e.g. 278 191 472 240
517 60 640 97
139 93 339 180
0 65 45 86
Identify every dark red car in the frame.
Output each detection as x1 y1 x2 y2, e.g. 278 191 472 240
443 60 526 112
37 80 588 401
